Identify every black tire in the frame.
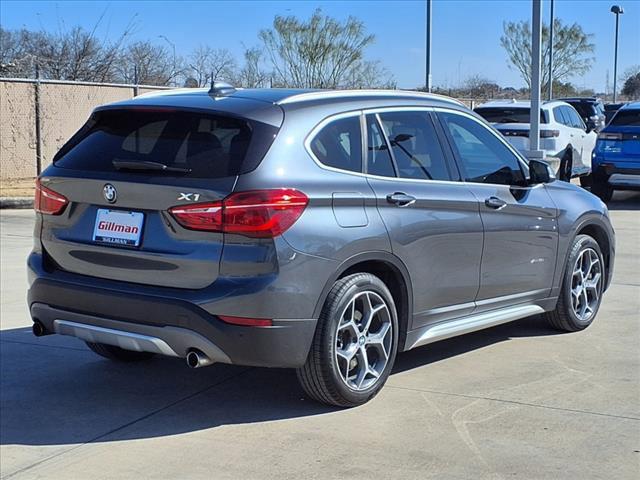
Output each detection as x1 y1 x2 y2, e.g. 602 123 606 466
85 342 155 362
591 178 613 202
544 234 605 332
297 273 399 407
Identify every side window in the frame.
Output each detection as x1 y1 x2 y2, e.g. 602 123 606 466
439 112 526 186
569 107 586 129
562 106 581 129
310 116 362 173
366 115 396 177
377 111 450 181
553 107 567 126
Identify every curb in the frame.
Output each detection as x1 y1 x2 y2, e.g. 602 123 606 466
0 197 33 209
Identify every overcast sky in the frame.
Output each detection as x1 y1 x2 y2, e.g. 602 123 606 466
1 0 638 91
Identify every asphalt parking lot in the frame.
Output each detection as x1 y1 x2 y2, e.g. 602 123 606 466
1 192 639 480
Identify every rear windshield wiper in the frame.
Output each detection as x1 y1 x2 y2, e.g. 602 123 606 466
112 160 192 173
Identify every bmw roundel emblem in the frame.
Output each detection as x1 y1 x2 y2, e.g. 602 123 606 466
103 184 117 203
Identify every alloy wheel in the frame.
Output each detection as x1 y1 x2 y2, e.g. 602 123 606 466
571 247 602 322
334 291 393 391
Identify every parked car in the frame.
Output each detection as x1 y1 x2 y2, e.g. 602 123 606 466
592 101 640 202
558 97 606 133
474 100 596 182
28 86 615 407
604 102 626 125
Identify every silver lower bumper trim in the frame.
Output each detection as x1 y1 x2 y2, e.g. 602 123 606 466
30 303 232 363
54 320 178 356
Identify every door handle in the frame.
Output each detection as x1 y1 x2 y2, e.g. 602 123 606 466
386 192 416 207
484 196 507 210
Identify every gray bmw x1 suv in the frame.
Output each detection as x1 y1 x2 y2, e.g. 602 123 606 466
28 85 615 407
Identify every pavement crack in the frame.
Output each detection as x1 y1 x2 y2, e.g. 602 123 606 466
387 384 640 421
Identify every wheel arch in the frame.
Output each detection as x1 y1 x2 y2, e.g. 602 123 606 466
313 251 413 351
576 222 614 290
554 212 615 294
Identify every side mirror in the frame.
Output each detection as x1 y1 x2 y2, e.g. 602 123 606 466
529 159 552 184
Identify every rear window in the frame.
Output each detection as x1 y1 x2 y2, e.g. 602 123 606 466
611 109 640 126
54 109 278 178
474 107 547 124
568 103 594 118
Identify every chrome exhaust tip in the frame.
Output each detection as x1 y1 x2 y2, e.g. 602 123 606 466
186 349 213 369
32 320 48 337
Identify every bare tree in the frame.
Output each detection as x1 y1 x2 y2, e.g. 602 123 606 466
0 17 135 82
235 46 269 88
187 46 237 87
115 41 179 85
258 9 390 88
463 74 500 98
500 19 595 90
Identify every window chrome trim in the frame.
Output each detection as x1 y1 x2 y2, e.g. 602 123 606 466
303 106 546 190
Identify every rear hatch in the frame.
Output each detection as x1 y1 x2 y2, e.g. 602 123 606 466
474 106 552 152
597 108 640 161
38 105 281 289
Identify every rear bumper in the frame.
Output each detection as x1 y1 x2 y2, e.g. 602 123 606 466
593 163 640 191
28 254 317 368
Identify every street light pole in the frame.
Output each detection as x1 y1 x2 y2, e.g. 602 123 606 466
530 0 543 156
159 35 177 87
548 0 554 100
610 6 624 103
426 0 432 92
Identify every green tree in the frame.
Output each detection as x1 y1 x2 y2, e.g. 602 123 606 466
500 19 595 91
259 8 391 88
621 66 640 99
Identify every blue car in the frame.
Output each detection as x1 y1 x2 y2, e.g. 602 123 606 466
592 101 640 201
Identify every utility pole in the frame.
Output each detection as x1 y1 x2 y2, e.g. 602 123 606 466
530 0 543 157
425 0 432 92
548 0 554 100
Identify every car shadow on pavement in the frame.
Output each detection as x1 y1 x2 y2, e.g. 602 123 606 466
0 315 559 447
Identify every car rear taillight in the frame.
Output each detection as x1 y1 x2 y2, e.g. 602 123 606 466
169 188 308 238
34 178 68 215
598 132 623 140
540 129 560 138
168 202 223 231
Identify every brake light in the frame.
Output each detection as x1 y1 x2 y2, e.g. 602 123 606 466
540 129 560 138
169 188 308 238
218 315 273 327
34 178 68 215
598 132 623 140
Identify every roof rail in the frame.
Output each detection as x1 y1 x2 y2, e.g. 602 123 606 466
276 89 464 107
